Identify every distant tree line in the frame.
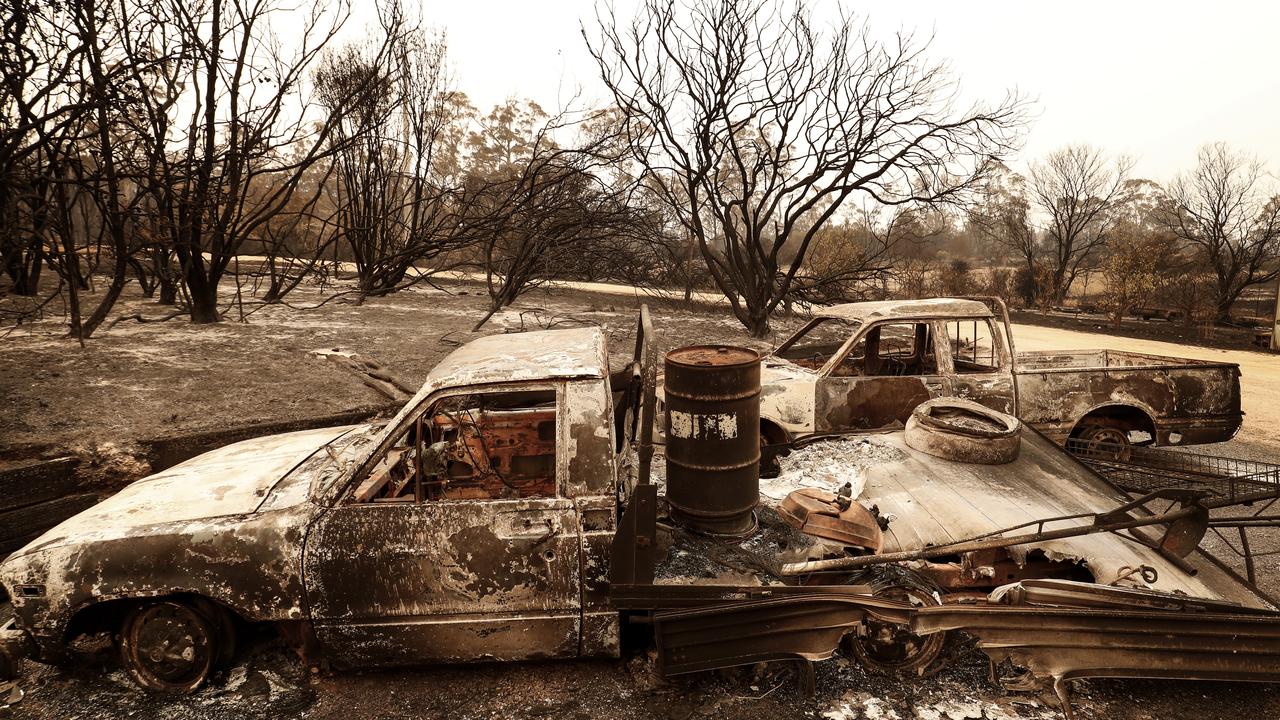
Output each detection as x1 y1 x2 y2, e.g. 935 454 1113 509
968 143 1280 326
2 0 1274 341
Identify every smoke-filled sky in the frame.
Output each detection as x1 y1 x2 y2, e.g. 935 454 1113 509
357 0 1279 182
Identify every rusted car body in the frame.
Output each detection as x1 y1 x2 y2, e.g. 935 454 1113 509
1 325 631 688
1 308 1275 714
757 297 1242 448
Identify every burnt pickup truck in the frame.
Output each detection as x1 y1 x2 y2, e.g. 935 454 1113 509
1 308 1277 713
757 297 1243 449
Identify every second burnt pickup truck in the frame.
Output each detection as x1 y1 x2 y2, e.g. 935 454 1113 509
754 297 1243 449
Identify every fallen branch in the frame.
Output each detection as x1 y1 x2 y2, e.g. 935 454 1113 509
311 349 415 401
106 310 187 330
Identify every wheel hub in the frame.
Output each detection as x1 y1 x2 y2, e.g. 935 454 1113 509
845 584 947 675
123 602 214 691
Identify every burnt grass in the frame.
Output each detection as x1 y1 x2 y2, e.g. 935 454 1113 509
2 279 1280 719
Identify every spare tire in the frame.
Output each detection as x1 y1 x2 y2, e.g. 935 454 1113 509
904 397 1021 464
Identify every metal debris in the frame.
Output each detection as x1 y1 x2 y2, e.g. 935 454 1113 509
0 679 22 709
778 488 883 552
761 436 904 502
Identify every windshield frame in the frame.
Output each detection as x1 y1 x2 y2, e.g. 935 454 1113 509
773 317 862 364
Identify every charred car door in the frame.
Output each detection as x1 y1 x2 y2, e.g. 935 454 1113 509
302 383 582 668
941 317 1016 415
814 320 950 431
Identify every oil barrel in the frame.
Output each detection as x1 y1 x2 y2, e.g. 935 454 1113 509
664 345 761 537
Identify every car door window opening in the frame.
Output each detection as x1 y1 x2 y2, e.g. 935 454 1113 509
352 388 559 504
949 319 1001 373
828 322 939 377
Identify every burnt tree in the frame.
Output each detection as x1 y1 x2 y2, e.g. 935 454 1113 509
586 0 1025 336
467 112 652 331
110 0 397 324
316 24 468 300
1165 143 1280 322
1027 145 1132 305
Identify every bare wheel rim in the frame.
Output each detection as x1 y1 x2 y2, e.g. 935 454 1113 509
123 602 215 692
1086 427 1129 447
1084 426 1132 460
847 586 946 675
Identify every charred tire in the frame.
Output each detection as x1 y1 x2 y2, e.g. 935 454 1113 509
118 600 219 693
759 420 790 448
904 398 1021 465
190 597 238 670
841 566 949 677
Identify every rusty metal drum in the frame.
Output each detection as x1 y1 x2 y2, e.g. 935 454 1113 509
664 345 761 536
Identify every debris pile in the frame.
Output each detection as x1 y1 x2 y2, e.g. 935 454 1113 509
654 506 824 583
761 437 905 502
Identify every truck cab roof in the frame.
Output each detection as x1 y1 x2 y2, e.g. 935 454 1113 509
425 326 608 389
816 298 994 323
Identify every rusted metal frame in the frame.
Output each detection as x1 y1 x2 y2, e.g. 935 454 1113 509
1240 526 1257 586
1182 540 1280 608
1050 423 1280 569
413 415 425 501
958 295 1018 410
917 552 1085 591
1101 521 1200 577
650 593 913 677
1068 440 1280 501
610 583 882 611
1200 513 1280 589
1023 361 1242 374
609 483 656 586
773 317 827 357
779 490 1206 575
817 318 870 378
928 318 957 394
912 604 1280 720
655 600 860 676
998 578 1273 613
633 305 656 487
1209 515 1280 527
1202 490 1280 511
1200 522 1280 590
1194 502 1280 590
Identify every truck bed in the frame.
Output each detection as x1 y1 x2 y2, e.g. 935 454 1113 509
1016 349 1236 372
1013 349 1242 445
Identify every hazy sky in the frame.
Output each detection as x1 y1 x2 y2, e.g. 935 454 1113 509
392 0 1279 181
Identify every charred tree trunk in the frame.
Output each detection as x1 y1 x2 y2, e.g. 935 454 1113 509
187 280 221 324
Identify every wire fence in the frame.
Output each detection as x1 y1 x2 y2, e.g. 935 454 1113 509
1066 439 1280 503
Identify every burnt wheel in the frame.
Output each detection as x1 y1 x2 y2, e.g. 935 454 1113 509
842 569 947 676
190 597 238 670
119 600 218 693
1079 425 1132 460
